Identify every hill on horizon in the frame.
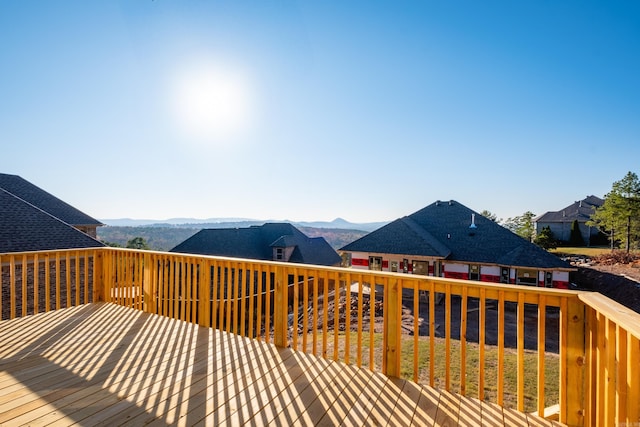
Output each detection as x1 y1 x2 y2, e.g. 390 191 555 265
97 221 373 252
100 217 387 232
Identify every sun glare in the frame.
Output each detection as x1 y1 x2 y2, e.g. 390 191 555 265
169 61 254 144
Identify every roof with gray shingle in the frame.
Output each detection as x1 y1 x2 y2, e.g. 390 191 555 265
535 195 604 223
340 200 571 270
0 173 102 227
0 189 104 253
170 223 341 266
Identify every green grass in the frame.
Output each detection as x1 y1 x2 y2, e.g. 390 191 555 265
550 246 611 257
296 331 559 413
399 336 559 412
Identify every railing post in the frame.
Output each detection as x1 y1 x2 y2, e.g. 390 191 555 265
562 297 586 426
143 252 155 314
93 249 105 303
383 276 402 377
273 264 289 348
199 258 211 327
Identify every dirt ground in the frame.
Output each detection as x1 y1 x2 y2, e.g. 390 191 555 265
314 286 559 353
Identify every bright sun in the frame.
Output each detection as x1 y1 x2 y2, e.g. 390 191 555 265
170 61 253 143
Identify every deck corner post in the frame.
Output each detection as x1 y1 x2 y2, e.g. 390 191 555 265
273 264 289 348
383 275 402 377
562 297 587 426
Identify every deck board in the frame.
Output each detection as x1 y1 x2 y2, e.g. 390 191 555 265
0 303 561 426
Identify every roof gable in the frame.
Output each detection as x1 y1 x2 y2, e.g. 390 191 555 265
0 173 102 227
0 189 104 253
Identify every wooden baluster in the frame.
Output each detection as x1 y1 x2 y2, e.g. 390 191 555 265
312 269 319 356
22 254 27 317
517 291 525 412
497 289 505 406
369 273 376 370
357 274 364 368
429 280 435 387
478 287 486 400
413 279 420 382
460 286 468 396
537 295 546 417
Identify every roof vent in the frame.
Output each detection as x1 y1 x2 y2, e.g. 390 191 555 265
469 213 477 229
448 200 453 206
435 200 440 206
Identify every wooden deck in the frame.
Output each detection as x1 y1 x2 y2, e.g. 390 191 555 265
0 303 562 426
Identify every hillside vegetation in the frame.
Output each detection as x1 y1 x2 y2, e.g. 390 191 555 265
97 225 367 251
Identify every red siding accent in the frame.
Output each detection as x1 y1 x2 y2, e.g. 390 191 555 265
554 281 569 289
444 271 468 280
480 274 500 283
382 260 389 269
428 265 434 275
352 258 368 266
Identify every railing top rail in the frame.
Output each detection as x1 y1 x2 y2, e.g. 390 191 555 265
579 291 640 340
0 247 104 258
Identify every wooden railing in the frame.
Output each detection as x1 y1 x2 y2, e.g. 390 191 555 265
0 248 99 319
2 247 639 426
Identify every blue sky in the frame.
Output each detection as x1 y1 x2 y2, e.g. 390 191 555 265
1 1 639 223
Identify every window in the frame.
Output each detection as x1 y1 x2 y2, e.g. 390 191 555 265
275 248 284 260
413 261 428 275
469 265 480 281
516 269 537 286
390 261 398 272
369 256 382 271
500 267 509 284
341 252 352 267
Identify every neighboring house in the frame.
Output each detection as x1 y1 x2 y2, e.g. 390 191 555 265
170 223 341 266
534 195 604 246
340 200 574 289
0 173 103 238
0 187 104 253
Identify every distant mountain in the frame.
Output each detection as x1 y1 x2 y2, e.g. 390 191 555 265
293 218 388 232
100 217 387 232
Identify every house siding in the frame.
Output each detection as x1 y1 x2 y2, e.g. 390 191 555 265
345 252 570 289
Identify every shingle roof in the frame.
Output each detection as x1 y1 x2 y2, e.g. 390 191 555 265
0 189 104 253
341 200 571 270
170 223 341 266
0 173 102 227
535 195 604 223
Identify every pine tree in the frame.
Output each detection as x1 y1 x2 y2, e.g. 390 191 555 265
588 172 640 252
568 220 584 246
534 226 558 250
